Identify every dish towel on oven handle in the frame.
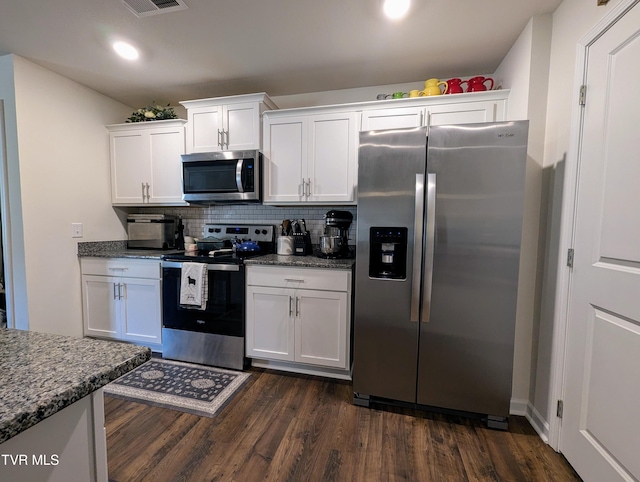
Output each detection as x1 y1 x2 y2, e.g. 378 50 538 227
179 262 208 310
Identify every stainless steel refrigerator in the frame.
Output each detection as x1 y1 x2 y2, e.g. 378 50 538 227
353 121 528 429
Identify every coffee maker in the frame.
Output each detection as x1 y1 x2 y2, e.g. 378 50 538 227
318 209 353 259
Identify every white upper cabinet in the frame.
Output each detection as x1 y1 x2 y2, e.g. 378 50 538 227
107 119 187 206
263 91 508 205
361 105 426 130
360 90 508 131
180 93 277 153
263 107 358 204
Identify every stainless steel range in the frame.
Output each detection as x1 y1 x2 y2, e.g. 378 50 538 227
161 223 275 370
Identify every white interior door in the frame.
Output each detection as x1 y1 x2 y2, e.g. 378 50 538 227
561 3 640 480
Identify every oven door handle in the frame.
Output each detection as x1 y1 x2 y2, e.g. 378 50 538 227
162 261 240 272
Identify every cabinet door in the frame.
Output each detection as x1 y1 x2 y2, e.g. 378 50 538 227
110 131 149 204
148 126 187 205
361 106 425 130
295 289 348 369
224 102 260 151
263 117 306 203
120 278 162 344
246 286 295 361
82 275 120 339
186 105 224 153
427 100 500 126
307 111 358 203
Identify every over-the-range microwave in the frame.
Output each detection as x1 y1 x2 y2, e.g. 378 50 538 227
181 150 261 204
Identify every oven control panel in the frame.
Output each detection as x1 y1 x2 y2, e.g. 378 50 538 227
202 224 275 243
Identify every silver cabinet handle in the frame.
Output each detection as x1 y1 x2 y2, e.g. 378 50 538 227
289 296 293 316
422 173 436 323
113 283 118 301
284 278 304 283
141 182 145 201
217 129 223 149
223 130 229 149
295 297 300 317
411 174 425 322
119 283 124 300
305 178 311 197
108 267 128 272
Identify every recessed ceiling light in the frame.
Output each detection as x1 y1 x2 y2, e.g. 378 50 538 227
383 0 411 20
113 41 139 61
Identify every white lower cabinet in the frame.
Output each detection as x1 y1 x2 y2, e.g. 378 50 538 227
81 258 162 348
245 266 352 378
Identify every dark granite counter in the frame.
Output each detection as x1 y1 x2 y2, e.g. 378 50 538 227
245 253 355 270
0 329 150 444
77 240 180 259
78 241 355 268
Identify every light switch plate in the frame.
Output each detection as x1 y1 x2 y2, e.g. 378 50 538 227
71 223 83 238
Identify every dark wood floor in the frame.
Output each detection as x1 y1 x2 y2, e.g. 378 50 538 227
104 367 580 482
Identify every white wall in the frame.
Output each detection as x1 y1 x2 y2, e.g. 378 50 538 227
1 54 132 336
492 15 553 417
533 0 623 434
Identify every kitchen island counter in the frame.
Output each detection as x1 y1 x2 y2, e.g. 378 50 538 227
0 329 150 444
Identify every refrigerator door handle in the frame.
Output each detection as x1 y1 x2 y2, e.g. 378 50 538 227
422 173 437 323
410 173 425 322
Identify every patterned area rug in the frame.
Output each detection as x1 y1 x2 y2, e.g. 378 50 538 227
104 358 250 418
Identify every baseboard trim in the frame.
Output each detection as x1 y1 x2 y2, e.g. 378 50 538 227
525 402 550 444
509 398 528 416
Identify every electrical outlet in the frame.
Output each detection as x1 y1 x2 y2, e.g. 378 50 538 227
71 223 83 238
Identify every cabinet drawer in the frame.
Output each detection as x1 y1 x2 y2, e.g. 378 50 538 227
246 266 350 292
80 258 161 279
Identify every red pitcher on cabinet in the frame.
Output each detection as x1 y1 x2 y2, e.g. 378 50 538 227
467 76 494 92
446 78 468 94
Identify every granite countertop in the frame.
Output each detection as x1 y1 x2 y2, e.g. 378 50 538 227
0 329 150 444
245 252 355 269
77 240 180 260
78 241 356 269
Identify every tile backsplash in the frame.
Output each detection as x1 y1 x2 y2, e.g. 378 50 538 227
130 205 358 245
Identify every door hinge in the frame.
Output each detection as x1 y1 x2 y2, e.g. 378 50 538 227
579 85 587 106
557 400 564 418
567 248 574 268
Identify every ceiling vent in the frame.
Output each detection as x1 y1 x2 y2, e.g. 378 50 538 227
121 0 188 17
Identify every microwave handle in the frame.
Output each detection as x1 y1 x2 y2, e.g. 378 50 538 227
236 159 244 193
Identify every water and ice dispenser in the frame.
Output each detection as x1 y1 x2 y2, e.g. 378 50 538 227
368 227 408 280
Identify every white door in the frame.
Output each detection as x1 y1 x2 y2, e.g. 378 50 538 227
295 289 348 369
120 278 162 345
360 106 425 130
148 127 187 205
110 131 148 204
187 105 223 153
224 102 260 151
263 117 306 203
561 3 640 481
82 275 119 338
245 286 295 361
427 100 498 126
307 112 357 203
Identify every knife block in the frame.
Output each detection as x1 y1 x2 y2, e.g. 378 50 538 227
293 232 312 256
